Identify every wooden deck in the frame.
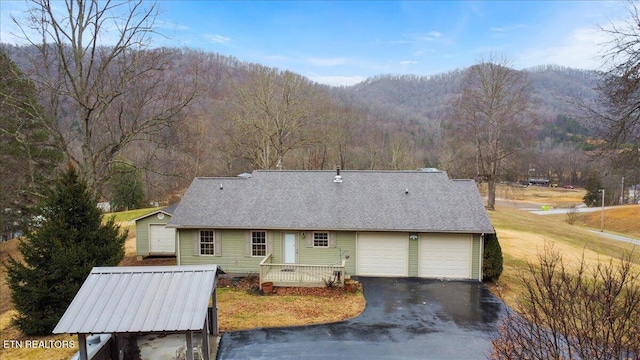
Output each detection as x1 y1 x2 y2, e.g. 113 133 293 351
259 254 346 288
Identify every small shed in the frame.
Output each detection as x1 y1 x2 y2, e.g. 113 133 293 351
53 265 221 360
134 203 178 257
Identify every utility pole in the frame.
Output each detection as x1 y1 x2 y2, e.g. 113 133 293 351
621 176 625 205
599 189 605 232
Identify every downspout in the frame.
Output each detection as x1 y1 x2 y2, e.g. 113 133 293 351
175 229 181 266
479 233 485 282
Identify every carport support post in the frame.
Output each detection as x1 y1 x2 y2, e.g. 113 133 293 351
77 333 88 360
210 290 219 335
186 331 194 360
202 318 210 360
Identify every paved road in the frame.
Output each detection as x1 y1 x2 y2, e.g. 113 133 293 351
525 205 640 246
587 230 640 247
529 206 607 215
216 277 507 360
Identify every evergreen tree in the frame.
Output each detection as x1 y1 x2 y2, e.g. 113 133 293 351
0 48 62 240
483 233 504 282
583 171 603 207
109 161 145 212
5 164 126 335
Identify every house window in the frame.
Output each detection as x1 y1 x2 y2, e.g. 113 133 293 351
252 231 266 257
200 230 215 255
313 232 329 247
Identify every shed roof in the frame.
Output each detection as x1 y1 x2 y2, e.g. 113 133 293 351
53 265 219 334
169 170 494 234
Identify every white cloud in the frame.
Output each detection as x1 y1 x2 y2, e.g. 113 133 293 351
414 31 442 42
310 75 366 87
399 60 418 65
307 57 348 67
516 26 612 70
205 34 232 44
490 24 526 33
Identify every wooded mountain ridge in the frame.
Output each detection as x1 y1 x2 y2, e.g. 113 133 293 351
1 44 604 204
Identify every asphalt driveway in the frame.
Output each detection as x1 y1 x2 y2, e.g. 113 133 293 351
216 277 506 359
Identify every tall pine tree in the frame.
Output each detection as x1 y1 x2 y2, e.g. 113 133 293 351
5 164 126 335
0 48 62 240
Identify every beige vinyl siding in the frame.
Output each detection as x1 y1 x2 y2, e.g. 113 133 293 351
408 235 419 277
471 234 481 281
135 213 170 256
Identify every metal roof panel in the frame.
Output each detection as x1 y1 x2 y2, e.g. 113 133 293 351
53 265 219 334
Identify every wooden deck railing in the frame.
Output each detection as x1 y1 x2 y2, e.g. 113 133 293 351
259 254 346 288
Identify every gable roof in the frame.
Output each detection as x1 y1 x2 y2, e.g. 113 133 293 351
168 170 494 234
132 202 179 222
53 265 219 334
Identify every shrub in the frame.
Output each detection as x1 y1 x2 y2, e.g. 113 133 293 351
483 232 503 281
491 249 640 359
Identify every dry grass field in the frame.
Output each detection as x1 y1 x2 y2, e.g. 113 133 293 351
1 185 639 359
487 184 640 305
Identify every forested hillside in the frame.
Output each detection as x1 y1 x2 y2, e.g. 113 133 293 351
1 43 616 207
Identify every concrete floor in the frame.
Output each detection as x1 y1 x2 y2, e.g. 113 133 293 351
138 333 219 360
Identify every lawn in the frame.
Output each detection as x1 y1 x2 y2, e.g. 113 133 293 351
217 278 366 331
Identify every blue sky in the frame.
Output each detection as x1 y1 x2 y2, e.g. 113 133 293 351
0 1 631 86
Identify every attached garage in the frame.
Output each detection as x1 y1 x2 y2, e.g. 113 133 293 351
419 233 472 279
356 232 409 277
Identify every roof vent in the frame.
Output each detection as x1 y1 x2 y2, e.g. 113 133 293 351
219 183 223 190
405 188 409 194
334 168 342 183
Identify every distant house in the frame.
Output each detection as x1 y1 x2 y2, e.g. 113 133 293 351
629 184 640 204
134 203 178 258
168 170 494 286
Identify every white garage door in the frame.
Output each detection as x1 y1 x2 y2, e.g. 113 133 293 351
357 232 408 277
149 224 176 254
419 234 472 279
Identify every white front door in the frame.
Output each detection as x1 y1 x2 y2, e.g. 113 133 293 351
284 233 297 264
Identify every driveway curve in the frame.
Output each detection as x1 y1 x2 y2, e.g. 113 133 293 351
216 277 506 359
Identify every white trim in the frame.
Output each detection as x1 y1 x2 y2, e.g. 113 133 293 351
199 230 216 256
311 231 330 248
250 230 268 257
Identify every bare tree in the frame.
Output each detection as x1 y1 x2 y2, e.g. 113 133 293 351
225 66 327 170
448 54 533 210
12 0 197 196
491 248 640 359
592 2 640 177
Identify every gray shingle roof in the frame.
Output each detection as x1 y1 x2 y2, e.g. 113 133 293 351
168 170 494 233
53 265 219 334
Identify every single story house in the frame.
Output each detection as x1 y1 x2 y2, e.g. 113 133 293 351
133 203 178 258
167 170 494 286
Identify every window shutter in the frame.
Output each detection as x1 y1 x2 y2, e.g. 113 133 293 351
214 230 222 256
245 231 251 257
193 231 199 256
306 232 313 248
266 232 274 255
329 232 337 248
